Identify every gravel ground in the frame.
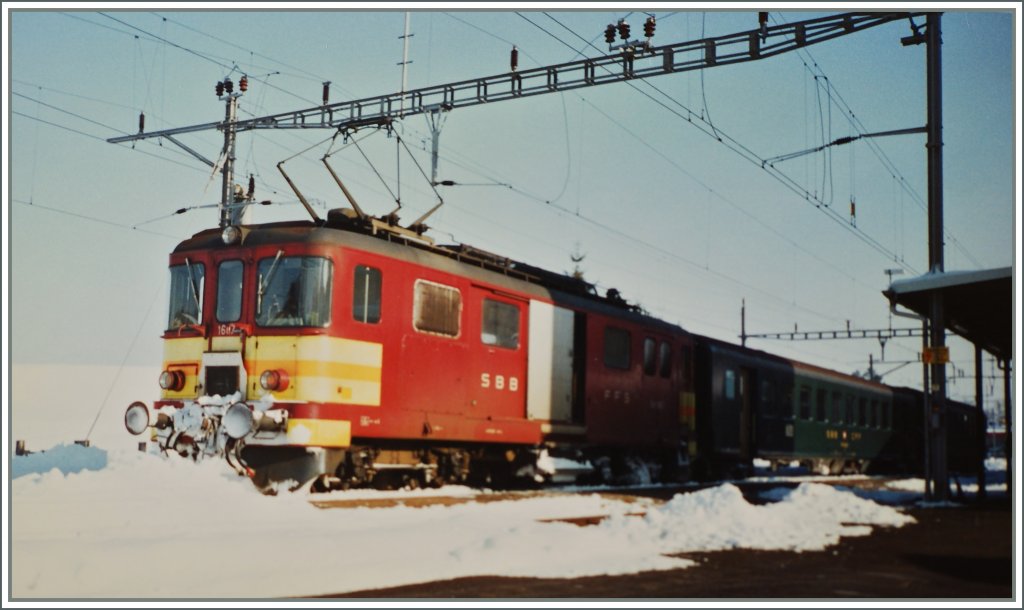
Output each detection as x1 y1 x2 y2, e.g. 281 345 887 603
322 495 1013 600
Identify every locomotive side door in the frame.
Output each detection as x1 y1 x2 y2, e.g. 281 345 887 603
469 287 528 419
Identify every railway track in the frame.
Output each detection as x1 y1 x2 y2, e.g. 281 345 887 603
308 473 908 511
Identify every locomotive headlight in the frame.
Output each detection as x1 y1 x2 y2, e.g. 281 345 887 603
159 369 185 391
259 369 290 392
221 225 241 245
124 402 150 436
223 402 254 439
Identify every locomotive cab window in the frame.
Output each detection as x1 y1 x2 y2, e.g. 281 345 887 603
603 326 631 370
256 255 332 327
414 280 461 337
481 298 519 349
216 260 243 323
642 338 656 376
353 265 382 324
167 260 205 330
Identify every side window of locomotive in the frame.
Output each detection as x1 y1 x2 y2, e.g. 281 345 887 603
216 260 243 323
799 385 812 420
816 388 827 422
831 391 842 423
256 256 332 327
413 280 461 337
858 398 868 427
603 326 631 370
872 399 881 429
658 341 672 378
642 338 656 376
353 265 382 324
481 298 519 349
679 346 693 387
868 399 877 428
724 369 736 400
845 395 855 425
882 401 892 430
167 261 205 330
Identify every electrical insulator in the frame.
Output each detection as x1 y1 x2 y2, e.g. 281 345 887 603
138 111 145 133
239 75 248 92
759 12 769 42
644 16 655 38
617 19 630 41
604 24 616 44
322 81 330 106
216 81 224 97
510 46 518 72
224 78 234 94
248 174 255 199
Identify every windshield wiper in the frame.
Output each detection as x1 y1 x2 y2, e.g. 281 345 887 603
257 250 284 315
184 257 201 317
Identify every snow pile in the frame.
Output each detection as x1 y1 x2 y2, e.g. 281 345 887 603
10 443 108 479
625 483 914 555
11 446 916 599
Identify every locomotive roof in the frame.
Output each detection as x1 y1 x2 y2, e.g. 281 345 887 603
173 219 688 336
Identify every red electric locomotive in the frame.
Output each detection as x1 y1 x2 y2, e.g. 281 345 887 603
125 210 696 490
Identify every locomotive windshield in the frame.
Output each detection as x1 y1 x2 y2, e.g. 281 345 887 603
167 260 205 330
256 255 332 327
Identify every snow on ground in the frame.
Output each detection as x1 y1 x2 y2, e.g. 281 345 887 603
10 444 920 599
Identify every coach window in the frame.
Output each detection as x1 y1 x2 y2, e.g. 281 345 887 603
643 338 657 375
858 398 867 427
658 341 672 378
761 379 776 416
799 386 812 420
256 256 332 327
353 265 382 324
831 392 842 423
413 280 461 337
724 369 736 400
482 298 519 349
603 326 631 370
816 388 827 422
845 395 855 425
873 400 881 429
168 260 205 330
882 401 892 430
868 399 877 428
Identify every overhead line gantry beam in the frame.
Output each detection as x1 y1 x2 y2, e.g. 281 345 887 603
108 12 925 144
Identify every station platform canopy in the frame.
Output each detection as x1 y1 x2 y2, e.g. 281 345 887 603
883 267 1014 361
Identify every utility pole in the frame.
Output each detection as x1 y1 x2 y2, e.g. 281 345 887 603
924 13 948 502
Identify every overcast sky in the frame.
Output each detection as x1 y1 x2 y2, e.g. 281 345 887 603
4 4 1019 402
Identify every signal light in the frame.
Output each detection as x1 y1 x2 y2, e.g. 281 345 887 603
260 369 290 392
216 81 224 97
644 16 656 38
604 24 616 44
617 19 630 41
224 78 234 94
159 370 186 392
239 75 248 92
